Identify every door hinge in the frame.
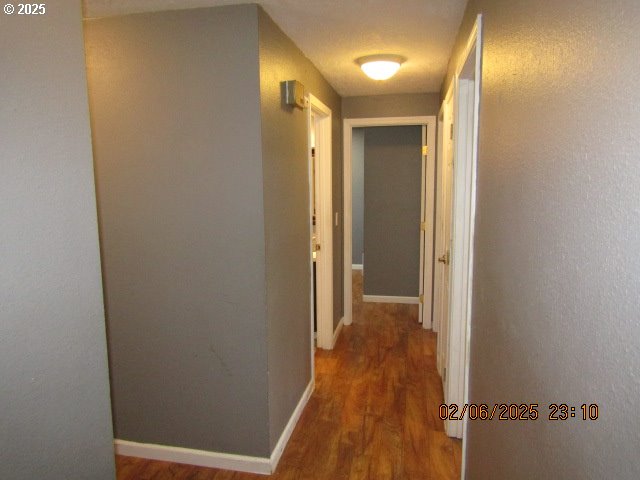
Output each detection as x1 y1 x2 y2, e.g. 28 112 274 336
419 294 424 304
438 250 450 265
450 123 454 140
443 366 447 382
420 221 427 231
422 145 428 156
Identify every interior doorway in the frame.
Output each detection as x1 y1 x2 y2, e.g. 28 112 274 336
435 86 454 378
433 15 483 454
307 94 334 356
343 116 436 328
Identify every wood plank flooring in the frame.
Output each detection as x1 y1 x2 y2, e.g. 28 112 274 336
115 271 461 479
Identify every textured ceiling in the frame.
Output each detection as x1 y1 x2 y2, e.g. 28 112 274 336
83 0 467 96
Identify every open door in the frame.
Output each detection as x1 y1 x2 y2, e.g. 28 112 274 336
435 88 454 377
308 94 334 351
418 124 436 328
343 116 436 329
439 14 483 442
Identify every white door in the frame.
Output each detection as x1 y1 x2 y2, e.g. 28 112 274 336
436 92 454 379
418 124 436 328
418 126 426 324
308 95 334 351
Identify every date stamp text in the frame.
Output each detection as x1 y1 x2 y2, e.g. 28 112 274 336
439 403 599 421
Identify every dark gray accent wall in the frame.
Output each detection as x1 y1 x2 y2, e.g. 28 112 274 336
352 128 365 265
363 126 422 297
257 7 343 450
84 6 271 457
445 1 640 478
0 2 115 478
343 93 440 119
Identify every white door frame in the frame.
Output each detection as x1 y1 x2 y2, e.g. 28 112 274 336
435 83 454 375
307 94 334 351
433 84 452 335
343 116 436 328
444 14 483 449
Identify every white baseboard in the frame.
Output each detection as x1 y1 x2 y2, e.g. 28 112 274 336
362 295 420 304
351 264 363 270
331 317 344 349
114 380 315 475
269 379 314 471
114 439 271 475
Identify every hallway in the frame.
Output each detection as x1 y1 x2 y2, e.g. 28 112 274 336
115 271 461 479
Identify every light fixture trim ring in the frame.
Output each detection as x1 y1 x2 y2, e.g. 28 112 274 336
356 54 406 66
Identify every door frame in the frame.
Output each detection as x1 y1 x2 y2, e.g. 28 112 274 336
434 83 454 376
343 116 436 328
433 85 454 378
433 84 453 335
307 94 334 352
443 14 483 450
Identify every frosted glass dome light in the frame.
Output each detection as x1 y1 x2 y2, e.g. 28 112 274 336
357 55 405 80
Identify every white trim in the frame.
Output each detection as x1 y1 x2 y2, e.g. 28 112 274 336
435 84 454 374
307 111 316 379
269 380 314 471
343 116 436 331
114 440 271 475
343 120 353 326
115 381 314 476
422 119 437 329
362 295 420 304
444 12 483 451
345 116 433 127
331 317 344 348
433 103 444 335
418 125 426 324
308 94 334 351
460 16 483 480
351 264 363 270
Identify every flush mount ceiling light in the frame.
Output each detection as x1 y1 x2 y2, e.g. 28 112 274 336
357 54 406 80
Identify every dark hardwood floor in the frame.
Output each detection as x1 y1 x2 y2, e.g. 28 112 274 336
115 270 461 479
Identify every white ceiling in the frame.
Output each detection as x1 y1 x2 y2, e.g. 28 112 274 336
83 0 467 96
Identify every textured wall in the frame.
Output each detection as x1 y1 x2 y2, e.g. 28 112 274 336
85 6 271 457
257 7 343 450
363 126 422 297
343 93 440 119
444 1 640 478
82 0 467 97
351 128 365 265
0 2 115 478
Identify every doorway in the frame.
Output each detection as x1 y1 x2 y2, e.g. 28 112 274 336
307 94 334 355
435 86 454 379
433 15 483 452
343 116 436 328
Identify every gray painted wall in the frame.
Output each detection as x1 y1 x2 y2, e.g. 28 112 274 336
0 2 115 478
257 7 343 449
258 6 344 334
85 6 271 457
352 128 365 265
343 93 440 119
445 1 640 478
363 126 422 297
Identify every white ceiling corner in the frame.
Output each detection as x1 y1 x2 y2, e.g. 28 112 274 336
82 0 467 97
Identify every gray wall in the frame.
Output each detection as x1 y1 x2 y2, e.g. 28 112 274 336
445 1 640 478
352 128 365 265
363 126 422 297
0 2 115 478
85 6 271 457
258 6 344 335
343 93 440 119
257 7 343 449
